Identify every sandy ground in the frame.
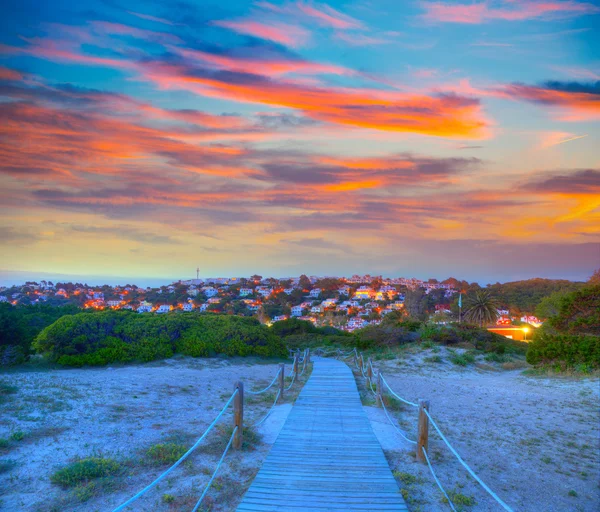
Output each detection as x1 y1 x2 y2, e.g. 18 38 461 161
0 356 302 512
359 346 600 512
1 349 598 512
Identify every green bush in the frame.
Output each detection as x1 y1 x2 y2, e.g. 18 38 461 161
35 311 286 366
51 457 121 487
145 443 187 466
526 331 600 368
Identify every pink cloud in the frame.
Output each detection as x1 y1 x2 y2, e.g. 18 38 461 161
421 0 599 24
295 1 364 29
213 20 310 47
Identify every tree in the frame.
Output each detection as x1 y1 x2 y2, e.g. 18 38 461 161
464 291 499 327
298 274 311 290
589 268 600 285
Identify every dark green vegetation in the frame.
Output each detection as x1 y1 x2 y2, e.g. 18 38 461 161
463 290 499 327
0 303 80 365
50 457 122 488
526 283 600 371
34 311 287 366
486 278 584 315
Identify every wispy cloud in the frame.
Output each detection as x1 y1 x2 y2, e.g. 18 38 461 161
420 0 599 24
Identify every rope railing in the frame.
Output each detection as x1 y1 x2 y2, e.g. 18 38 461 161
191 426 238 512
344 348 514 512
112 390 238 511
424 409 514 512
113 349 314 512
245 368 282 395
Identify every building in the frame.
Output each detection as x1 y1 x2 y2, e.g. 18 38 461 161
137 304 152 313
182 303 194 312
347 317 367 331
156 305 173 314
308 288 321 298
203 287 218 297
239 288 253 297
106 300 121 308
291 305 304 317
272 315 288 323
487 326 531 341
354 286 374 300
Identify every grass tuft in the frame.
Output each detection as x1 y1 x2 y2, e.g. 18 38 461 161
51 457 121 488
145 443 187 466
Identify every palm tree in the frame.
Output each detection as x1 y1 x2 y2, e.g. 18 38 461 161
464 290 499 327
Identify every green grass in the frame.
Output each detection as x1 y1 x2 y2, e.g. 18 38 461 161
10 431 25 442
51 457 121 488
444 490 476 508
145 443 187 466
424 355 443 363
449 352 476 366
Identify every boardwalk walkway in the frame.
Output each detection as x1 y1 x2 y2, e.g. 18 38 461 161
237 357 408 511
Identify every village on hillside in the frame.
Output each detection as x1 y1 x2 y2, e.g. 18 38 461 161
0 274 541 334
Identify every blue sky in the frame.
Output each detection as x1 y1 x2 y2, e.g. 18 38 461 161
0 0 598 283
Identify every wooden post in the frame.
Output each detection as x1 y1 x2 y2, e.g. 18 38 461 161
359 353 364 372
278 363 285 402
417 399 430 462
353 350 357 368
367 357 373 381
293 355 298 379
376 372 382 407
233 381 244 450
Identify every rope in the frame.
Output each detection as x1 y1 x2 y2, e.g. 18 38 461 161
111 389 238 511
422 446 457 512
251 388 281 428
246 368 281 395
285 371 296 391
191 426 237 512
380 374 418 408
424 409 514 512
381 397 417 444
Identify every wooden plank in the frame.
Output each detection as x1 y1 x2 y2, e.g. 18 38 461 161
236 357 407 511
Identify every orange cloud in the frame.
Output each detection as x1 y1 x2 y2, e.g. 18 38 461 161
317 156 415 170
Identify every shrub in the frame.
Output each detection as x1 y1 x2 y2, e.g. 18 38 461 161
51 457 121 487
35 312 286 366
526 331 600 368
355 325 418 349
146 443 187 466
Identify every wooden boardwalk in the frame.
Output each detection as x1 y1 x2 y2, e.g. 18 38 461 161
237 357 408 511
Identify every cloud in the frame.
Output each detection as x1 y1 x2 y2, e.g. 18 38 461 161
213 19 310 47
0 227 40 244
538 131 588 148
258 1 364 29
420 0 599 24
527 169 600 194
493 81 600 120
66 224 184 245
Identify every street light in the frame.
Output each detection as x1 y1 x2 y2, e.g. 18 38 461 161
522 327 530 341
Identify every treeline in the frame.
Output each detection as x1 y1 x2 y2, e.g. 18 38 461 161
34 311 286 366
526 281 600 370
0 303 80 364
485 278 584 314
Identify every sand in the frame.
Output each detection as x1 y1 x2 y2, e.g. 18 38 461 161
1 349 598 512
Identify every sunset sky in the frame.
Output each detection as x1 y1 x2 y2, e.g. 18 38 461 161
1 0 599 285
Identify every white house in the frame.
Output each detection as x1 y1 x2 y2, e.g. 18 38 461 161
0 296 8 303
391 301 405 310
347 317 367 330
272 315 288 323
239 288 253 297
283 288 296 295
322 298 337 308
106 300 121 307
182 303 194 312
203 287 218 297
199 303 209 312
137 304 152 313
497 309 510 316
93 291 104 299
156 305 173 314
207 297 221 304
308 288 321 298
257 288 273 298
291 305 304 317
311 306 322 314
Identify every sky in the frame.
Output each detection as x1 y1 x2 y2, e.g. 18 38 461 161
0 0 599 285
